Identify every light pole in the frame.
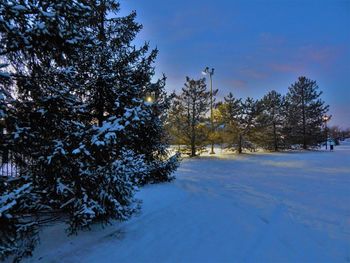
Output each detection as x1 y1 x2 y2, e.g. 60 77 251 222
202 67 215 154
322 115 331 149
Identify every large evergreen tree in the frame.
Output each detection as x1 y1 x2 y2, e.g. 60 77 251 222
70 0 178 184
217 94 262 153
259 90 285 151
0 1 178 260
166 92 187 147
238 97 262 153
168 77 210 157
217 92 242 152
284 76 329 149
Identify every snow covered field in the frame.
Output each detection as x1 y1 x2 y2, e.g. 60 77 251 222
24 140 350 263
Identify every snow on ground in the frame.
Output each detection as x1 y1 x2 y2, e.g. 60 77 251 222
24 140 350 263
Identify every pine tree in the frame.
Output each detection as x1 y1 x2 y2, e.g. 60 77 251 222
72 1 178 184
168 77 210 157
0 1 178 260
259 90 285 151
217 92 242 151
284 76 329 149
166 92 187 147
0 1 97 259
217 94 262 153
237 97 262 153
1 76 41 261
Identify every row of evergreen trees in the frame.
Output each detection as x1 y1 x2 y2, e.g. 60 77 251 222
0 1 178 261
168 76 331 156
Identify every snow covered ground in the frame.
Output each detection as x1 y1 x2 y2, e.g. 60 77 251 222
24 140 350 263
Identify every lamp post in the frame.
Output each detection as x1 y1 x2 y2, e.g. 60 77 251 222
322 115 331 149
202 67 215 154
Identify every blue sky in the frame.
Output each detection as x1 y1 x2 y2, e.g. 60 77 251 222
119 0 350 127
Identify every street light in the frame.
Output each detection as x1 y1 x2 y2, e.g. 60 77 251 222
202 67 215 154
145 91 155 104
322 114 331 149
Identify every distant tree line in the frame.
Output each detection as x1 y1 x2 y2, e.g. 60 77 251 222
167 76 346 156
327 126 350 145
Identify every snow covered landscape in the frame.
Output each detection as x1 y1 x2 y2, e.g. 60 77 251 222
24 140 350 263
1 1 350 262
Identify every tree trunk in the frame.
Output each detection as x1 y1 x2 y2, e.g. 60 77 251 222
97 85 104 127
301 86 307 149
190 125 196 157
238 134 243 154
191 141 195 157
273 121 278 151
97 1 106 128
190 99 196 157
